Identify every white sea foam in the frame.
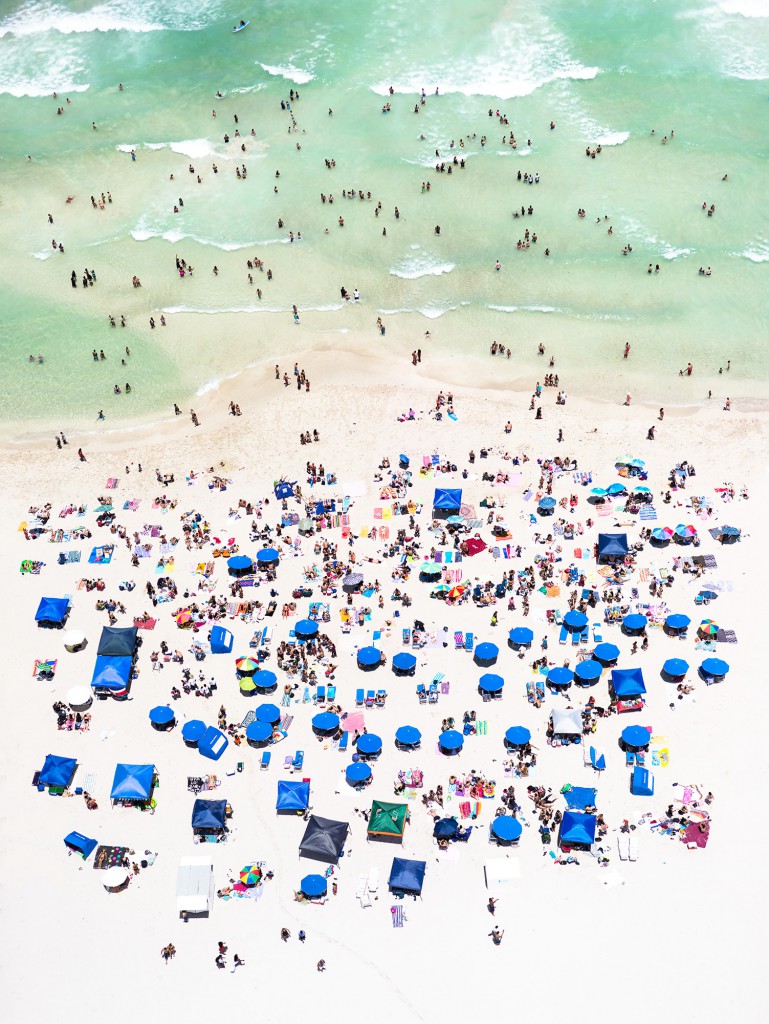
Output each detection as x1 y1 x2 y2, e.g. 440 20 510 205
131 226 289 249
370 62 598 100
714 0 769 16
168 139 216 159
489 303 560 314
31 249 55 260
661 245 693 260
0 0 222 37
163 303 345 316
379 302 464 320
258 63 315 85
741 240 769 262
389 256 455 280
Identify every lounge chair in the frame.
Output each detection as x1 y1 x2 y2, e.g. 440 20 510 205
365 690 375 707
417 683 427 705
260 751 271 770
283 755 293 769
635 750 646 767
355 688 365 706
315 685 326 704
376 689 386 706
327 685 336 702
617 833 630 860
526 681 535 704
592 623 602 643
589 746 606 772
428 683 439 704
403 628 411 645
628 834 639 862
291 750 304 772
338 731 349 752
625 750 635 767
367 867 379 894
535 679 545 703
465 632 474 651
559 626 568 645
454 631 464 649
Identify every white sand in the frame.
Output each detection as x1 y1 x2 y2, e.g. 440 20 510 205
1 349 766 1022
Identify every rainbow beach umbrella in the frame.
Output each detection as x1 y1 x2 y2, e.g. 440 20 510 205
698 619 718 636
239 864 262 887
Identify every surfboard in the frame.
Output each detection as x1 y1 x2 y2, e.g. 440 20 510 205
232 21 249 32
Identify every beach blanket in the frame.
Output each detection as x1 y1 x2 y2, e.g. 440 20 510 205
133 617 156 629
716 629 737 643
391 905 404 927
88 545 114 564
639 505 657 521
105 478 119 489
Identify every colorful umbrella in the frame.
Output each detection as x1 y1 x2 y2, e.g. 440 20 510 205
675 524 698 539
235 656 259 674
652 527 674 541
175 610 192 626
239 864 262 886
698 619 718 636
447 584 466 599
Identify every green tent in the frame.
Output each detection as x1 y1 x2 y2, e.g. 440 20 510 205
367 800 408 839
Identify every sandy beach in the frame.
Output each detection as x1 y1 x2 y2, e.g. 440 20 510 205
2 348 767 1022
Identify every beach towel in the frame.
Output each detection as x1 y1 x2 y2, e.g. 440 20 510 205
638 505 657 521
391 905 404 927
105 478 119 489
716 629 737 643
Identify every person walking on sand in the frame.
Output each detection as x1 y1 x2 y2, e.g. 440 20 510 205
231 954 245 973
281 928 291 942
190 409 199 426
317 959 326 972
487 897 498 915
489 928 504 945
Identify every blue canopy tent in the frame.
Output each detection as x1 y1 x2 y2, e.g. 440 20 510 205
356 733 382 758
191 798 227 831
631 767 655 796
563 610 588 632
717 525 741 544
39 754 77 789
388 857 426 895
299 874 328 899
90 656 132 696
438 729 464 755
593 642 620 665
35 596 70 628
395 725 421 749
432 487 462 519
509 626 534 648
295 619 319 641
490 816 523 844
474 642 499 667
504 726 531 749
255 703 281 726
210 625 234 654
621 724 651 749
700 657 730 683
182 719 206 746
227 555 253 577
198 726 229 761
149 705 175 730
299 815 349 864
433 817 459 839
611 668 647 699
97 626 138 657
357 646 382 671
64 831 97 859
110 763 154 803
392 652 417 675
546 666 574 688
246 720 273 746
312 712 340 734
574 660 602 685
662 657 689 680
622 613 648 635
479 672 504 696
276 780 310 812
665 613 691 634
252 669 278 693
597 533 629 562
559 811 597 848
274 481 296 499
256 547 280 568
345 762 372 785
563 787 597 810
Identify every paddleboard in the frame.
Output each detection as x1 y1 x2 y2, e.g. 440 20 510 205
232 20 249 32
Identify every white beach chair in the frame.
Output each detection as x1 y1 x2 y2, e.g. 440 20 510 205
628 834 639 862
367 867 379 895
617 833 630 861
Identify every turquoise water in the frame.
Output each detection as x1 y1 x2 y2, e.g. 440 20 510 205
0 0 767 433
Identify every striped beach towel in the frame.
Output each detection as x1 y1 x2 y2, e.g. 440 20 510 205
639 505 657 521
391 905 404 927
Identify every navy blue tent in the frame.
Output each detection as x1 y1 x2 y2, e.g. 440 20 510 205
255 703 281 726
504 726 531 748
90 655 132 695
276 780 310 812
97 626 138 657
594 642 620 665
199 726 229 761
357 646 382 670
663 657 689 679
438 729 464 754
392 652 417 675
274 482 295 499
621 724 650 749
182 719 206 745
563 786 597 810
299 815 349 864
256 547 280 567
547 666 574 688
64 831 97 859
345 762 372 784
191 798 227 831
611 668 647 698
631 767 655 796
474 642 499 666
300 874 327 898
253 669 278 692
597 533 629 561
622 613 648 634
559 811 597 847
433 817 459 839
149 705 175 729
395 725 421 748
509 627 534 648
356 733 382 757
295 619 319 640
227 555 253 577
563 610 588 632
490 816 523 843
39 754 77 789
432 488 462 519
574 660 602 685
210 626 234 654
35 596 70 627
388 857 426 894
479 673 504 695
110 763 154 802
246 720 273 745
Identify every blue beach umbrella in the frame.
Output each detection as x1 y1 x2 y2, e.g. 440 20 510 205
356 733 382 756
345 762 372 784
149 705 174 726
395 725 421 748
392 652 417 673
295 619 319 640
255 703 281 726
632 484 651 495
246 720 273 745
622 725 650 749
564 610 588 632
700 657 729 677
663 658 689 678
479 673 504 694
574 660 602 684
589 487 608 498
665 614 691 632
622 613 647 634
300 874 328 898
312 712 340 734
505 726 531 748
474 642 499 666
538 496 557 510
227 555 253 574
606 483 627 496
252 669 278 692
547 665 574 687
438 730 464 754
357 646 381 670
433 817 459 839
256 547 279 565
181 719 206 745
491 816 523 843
593 642 620 664
509 627 534 647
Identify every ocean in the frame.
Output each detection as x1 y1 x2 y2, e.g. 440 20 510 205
0 0 767 436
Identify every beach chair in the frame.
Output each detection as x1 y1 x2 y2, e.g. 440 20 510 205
559 626 569 645
554 609 563 625
315 685 326 704
327 684 337 702
580 625 589 645
417 683 427 704
428 683 439 704
376 690 386 706
628 835 639 862
338 731 349 752
367 867 379 895
454 631 464 649
402 628 411 646
592 623 602 643
355 688 365 706
440 680 450 695
617 834 630 861
260 751 271 770
356 875 372 908
635 750 646 767
625 750 635 767
589 746 606 772
465 632 474 651
526 681 535 704
365 690 375 707
291 750 304 772
535 678 545 703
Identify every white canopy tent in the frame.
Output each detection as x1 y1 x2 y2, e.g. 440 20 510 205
176 857 214 916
